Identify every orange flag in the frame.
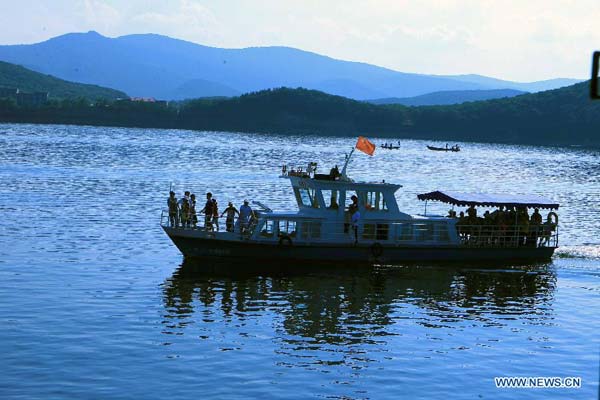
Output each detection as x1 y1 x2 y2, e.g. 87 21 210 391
355 136 376 156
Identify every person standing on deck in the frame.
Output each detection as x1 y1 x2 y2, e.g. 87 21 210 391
189 194 198 228
530 207 543 246
239 200 253 234
178 191 191 227
167 191 178 227
211 198 220 232
221 202 239 232
345 195 359 233
180 198 190 228
467 204 477 223
201 192 214 230
178 191 190 208
351 208 361 245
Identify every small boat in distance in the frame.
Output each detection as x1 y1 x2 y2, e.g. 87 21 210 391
380 141 401 150
427 144 460 152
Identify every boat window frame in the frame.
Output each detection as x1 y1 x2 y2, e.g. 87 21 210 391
294 187 320 209
414 222 435 241
259 219 277 238
278 220 297 237
300 220 322 239
321 189 341 210
364 191 388 211
362 222 390 240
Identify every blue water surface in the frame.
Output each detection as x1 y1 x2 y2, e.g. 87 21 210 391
0 123 598 399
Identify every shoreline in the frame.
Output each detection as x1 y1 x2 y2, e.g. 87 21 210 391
2 120 599 150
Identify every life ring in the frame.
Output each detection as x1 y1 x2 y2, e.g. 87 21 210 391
279 235 293 246
547 211 558 225
370 242 383 257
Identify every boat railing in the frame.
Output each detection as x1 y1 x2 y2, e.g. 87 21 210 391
456 224 558 248
160 209 260 237
161 210 558 248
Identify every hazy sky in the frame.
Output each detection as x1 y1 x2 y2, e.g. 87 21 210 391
1 0 598 81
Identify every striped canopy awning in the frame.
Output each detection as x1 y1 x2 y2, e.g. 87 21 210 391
417 191 559 209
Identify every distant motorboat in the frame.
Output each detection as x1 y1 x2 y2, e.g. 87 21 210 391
427 145 460 152
380 142 401 150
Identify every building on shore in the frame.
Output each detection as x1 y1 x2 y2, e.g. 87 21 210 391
0 87 48 107
115 97 169 107
17 92 49 107
0 87 19 99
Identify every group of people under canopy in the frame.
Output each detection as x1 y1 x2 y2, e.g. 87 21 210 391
418 191 559 247
167 191 256 233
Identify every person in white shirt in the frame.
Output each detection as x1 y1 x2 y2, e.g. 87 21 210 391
239 200 253 234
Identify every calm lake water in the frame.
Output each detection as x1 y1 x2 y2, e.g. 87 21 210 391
0 123 599 399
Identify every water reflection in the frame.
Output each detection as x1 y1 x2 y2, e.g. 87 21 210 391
161 260 556 349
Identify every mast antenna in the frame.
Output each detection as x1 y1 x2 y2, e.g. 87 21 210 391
341 147 355 180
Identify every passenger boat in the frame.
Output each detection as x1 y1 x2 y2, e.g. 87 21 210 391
427 145 460 152
161 144 559 264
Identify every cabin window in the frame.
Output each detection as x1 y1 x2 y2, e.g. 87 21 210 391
435 224 450 242
295 188 319 208
300 221 322 239
363 224 376 239
364 191 388 211
260 220 276 238
415 223 434 241
278 220 297 237
322 190 341 209
362 223 389 240
377 224 389 240
398 223 413 241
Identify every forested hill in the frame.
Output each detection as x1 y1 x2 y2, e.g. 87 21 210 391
1 82 598 146
403 81 600 145
368 89 526 106
0 61 127 100
179 83 599 145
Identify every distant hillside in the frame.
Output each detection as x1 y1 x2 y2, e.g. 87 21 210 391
170 78 240 100
0 31 582 100
175 83 599 145
368 89 526 106
443 74 582 93
404 81 600 145
1 82 598 146
0 61 126 100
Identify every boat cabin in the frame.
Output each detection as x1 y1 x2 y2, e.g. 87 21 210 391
161 158 561 262
161 166 559 251
285 174 411 220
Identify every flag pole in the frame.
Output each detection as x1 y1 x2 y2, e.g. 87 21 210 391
341 147 355 180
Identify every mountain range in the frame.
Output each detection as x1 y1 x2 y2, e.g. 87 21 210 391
0 31 581 101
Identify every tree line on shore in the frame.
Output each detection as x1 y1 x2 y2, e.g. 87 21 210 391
1 82 598 146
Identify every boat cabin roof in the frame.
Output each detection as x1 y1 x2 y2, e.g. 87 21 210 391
259 212 325 220
284 175 402 191
417 190 559 209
